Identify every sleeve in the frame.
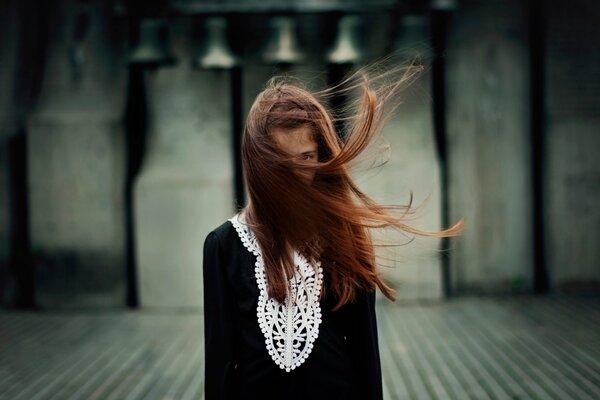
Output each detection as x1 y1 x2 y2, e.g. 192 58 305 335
203 230 238 400
350 289 383 400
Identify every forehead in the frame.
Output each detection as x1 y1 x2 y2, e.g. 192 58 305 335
271 126 317 154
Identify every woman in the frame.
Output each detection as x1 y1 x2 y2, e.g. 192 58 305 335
203 69 463 399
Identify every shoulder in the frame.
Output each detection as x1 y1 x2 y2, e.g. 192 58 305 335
210 219 236 240
204 219 237 249
203 219 241 273
202 217 250 277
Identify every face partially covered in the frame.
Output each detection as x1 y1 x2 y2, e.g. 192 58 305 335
271 125 319 183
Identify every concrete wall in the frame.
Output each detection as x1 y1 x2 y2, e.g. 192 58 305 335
359 15 444 300
446 0 534 293
544 0 600 291
26 0 128 308
134 21 235 309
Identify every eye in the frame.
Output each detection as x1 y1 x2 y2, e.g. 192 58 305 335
300 152 316 161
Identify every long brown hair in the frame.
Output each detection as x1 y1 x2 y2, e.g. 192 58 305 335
241 63 464 310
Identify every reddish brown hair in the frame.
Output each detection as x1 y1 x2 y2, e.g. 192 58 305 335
242 64 464 310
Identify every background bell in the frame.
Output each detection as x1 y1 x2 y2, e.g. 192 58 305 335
262 16 304 64
128 19 177 67
194 17 239 69
431 0 458 10
327 15 363 64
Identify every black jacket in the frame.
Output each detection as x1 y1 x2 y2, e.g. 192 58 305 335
203 219 383 400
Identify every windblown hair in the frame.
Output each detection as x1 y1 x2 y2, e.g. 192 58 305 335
242 63 464 310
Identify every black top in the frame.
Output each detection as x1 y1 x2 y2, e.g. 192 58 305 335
203 220 383 400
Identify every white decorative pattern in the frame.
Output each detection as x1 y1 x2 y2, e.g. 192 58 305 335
229 213 323 372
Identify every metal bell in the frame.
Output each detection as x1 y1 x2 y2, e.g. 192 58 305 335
327 15 363 64
431 0 458 10
194 17 239 69
128 19 176 66
262 16 304 64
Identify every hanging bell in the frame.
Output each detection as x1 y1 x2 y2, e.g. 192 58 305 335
431 0 458 10
128 19 177 67
327 15 363 64
262 16 304 65
194 17 239 69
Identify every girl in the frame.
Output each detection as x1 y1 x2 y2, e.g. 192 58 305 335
203 68 463 399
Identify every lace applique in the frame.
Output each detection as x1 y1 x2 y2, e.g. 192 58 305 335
229 213 323 372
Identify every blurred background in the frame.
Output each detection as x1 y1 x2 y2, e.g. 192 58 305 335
0 0 600 400
1 0 598 311
0 0 599 398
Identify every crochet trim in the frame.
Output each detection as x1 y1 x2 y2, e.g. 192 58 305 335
229 213 323 372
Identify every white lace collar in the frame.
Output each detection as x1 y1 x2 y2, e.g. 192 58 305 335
229 213 324 372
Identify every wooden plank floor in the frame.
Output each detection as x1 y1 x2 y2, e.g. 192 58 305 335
1 294 599 400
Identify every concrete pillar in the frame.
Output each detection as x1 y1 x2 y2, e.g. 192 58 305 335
0 0 18 137
134 21 234 309
446 0 534 293
0 0 19 306
26 0 128 308
359 15 443 300
545 0 600 291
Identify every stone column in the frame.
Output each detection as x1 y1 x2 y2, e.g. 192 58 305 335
26 0 128 308
0 0 20 306
544 0 600 291
359 15 443 300
134 21 234 309
445 0 534 293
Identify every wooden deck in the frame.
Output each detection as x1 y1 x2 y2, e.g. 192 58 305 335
0 294 599 399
